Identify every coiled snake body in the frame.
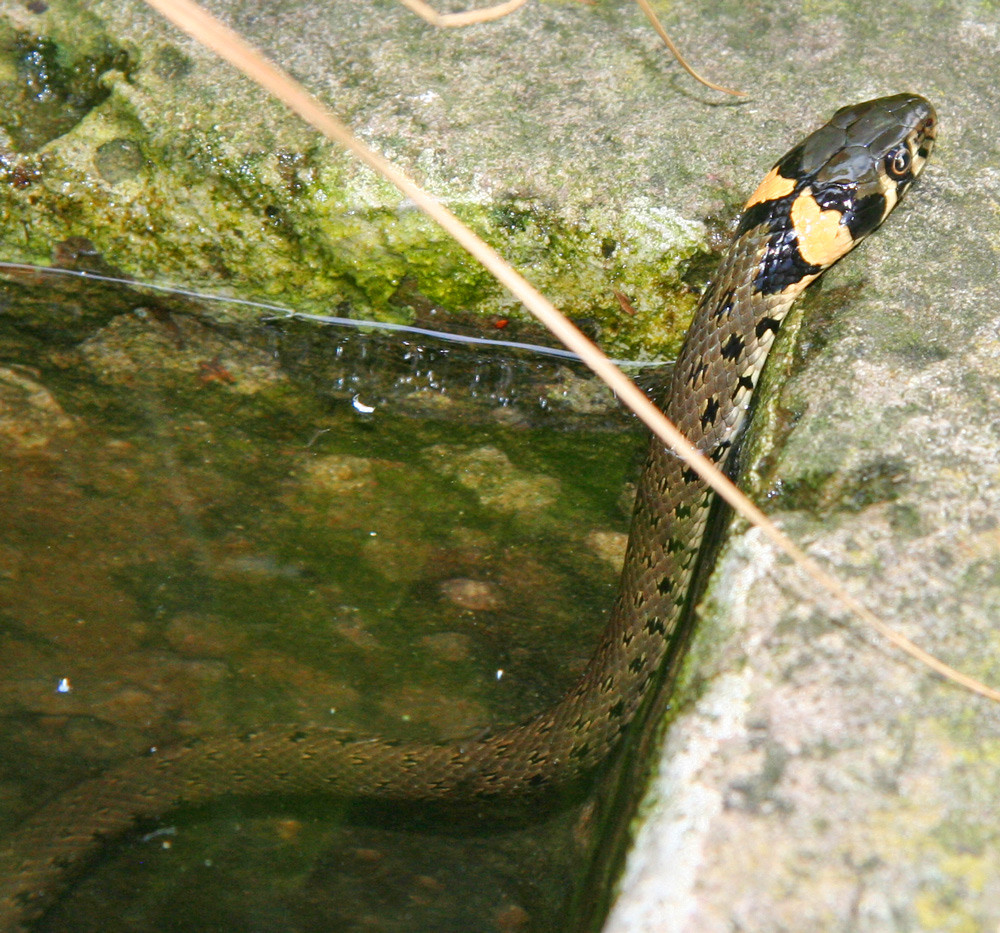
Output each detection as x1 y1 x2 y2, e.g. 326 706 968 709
0 94 936 929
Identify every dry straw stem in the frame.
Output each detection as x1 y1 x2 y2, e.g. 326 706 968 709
396 0 530 28
402 0 743 96
141 0 1000 702
631 0 743 96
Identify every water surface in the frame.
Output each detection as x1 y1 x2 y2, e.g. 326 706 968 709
0 271 653 932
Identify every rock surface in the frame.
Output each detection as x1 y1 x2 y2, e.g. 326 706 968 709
3 0 1000 930
599 4 1000 931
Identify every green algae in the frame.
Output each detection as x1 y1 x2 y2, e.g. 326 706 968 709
0 28 134 152
0 2 703 362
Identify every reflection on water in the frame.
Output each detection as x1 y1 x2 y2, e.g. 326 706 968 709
0 270 655 932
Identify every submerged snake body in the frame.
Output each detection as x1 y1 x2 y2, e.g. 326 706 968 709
1 94 935 929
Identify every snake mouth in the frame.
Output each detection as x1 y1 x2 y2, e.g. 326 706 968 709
894 94 936 176
914 110 937 161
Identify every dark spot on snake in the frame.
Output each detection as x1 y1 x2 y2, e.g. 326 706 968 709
681 466 698 484
701 396 721 429
755 316 781 339
733 373 754 398
675 503 692 519
736 193 791 239
712 289 735 321
570 742 591 761
687 359 708 386
656 576 673 595
845 191 888 240
609 700 626 718
709 440 731 463
811 184 849 212
755 226 821 294
667 536 685 554
628 656 646 674
721 333 745 360
644 616 667 636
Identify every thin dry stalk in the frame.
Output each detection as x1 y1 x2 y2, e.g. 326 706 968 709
396 0 530 28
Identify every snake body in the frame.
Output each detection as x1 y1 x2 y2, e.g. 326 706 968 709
0 94 935 929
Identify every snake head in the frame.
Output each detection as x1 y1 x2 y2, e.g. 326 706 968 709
737 94 936 294
800 93 937 240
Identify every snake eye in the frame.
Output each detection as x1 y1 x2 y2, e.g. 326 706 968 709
885 146 912 179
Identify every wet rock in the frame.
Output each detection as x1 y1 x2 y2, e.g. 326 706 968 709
419 631 474 663
586 529 628 568
164 612 249 658
424 444 559 515
0 365 74 449
94 137 144 183
439 577 502 612
302 454 376 494
383 684 487 741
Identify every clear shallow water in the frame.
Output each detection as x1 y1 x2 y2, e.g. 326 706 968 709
0 271 653 932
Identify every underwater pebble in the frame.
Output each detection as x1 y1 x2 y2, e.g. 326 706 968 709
164 612 249 657
439 578 502 612
0 543 22 581
424 444 558 514
415 874 446 893
361 532 432 584
544 368 616 415
101 686 159 726
272 818 304 843
419 631 474 662
495 904 531 932
333 619 381 651
383 685 486 740
587 529 629 568
94 138 144 184
237 649 361 711
0 367 74 449
304 454 376 494
79 315 286 392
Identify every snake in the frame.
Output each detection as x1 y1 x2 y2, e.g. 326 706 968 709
0 93 936 930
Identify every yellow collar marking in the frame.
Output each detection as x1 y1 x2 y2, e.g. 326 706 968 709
790 188 855 267
743 166 796 209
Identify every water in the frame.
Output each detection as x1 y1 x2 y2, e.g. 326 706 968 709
0 269 654 932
